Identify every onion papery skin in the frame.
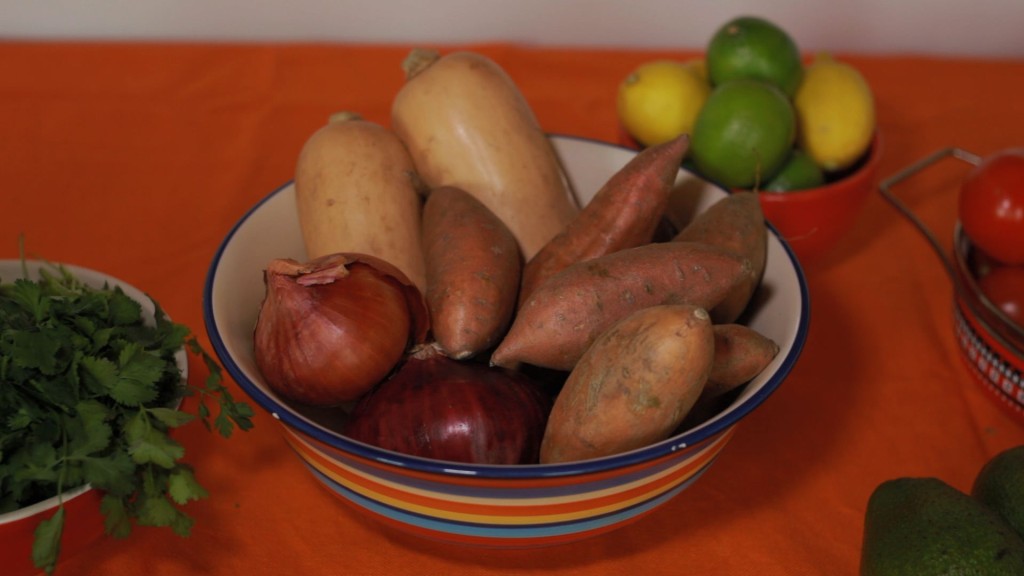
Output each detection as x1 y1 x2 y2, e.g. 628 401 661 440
254 254 425 406
343 347 554 465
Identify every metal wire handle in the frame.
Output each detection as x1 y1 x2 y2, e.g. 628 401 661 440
879 147 1024 353
877 147 982 281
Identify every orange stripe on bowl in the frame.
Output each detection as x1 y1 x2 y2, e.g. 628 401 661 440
284 427 732 525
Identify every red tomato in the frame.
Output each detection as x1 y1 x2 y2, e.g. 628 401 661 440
978 264 1024 328
959 148 1024 265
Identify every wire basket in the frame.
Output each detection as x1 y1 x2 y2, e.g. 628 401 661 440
879 148 1024 420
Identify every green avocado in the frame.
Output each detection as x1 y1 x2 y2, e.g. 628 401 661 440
972 446 1024 539
861 477 1024 575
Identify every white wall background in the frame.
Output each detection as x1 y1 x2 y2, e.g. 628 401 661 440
3 0 1023 58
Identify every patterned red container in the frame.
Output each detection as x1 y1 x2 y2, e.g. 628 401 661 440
880 149 1024 421
951 227 1024 419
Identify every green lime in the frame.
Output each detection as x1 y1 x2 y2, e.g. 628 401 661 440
690 79 796 189
706 16 803 97
763 149 826 191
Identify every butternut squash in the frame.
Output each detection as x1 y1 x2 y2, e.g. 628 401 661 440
294 112 427 291
391 49 579 260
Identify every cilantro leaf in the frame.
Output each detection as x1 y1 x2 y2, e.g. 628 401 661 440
82 450 136 497
6 407 33 430
79 356 119 396
153 303 189 352
188 337 255 435
4 278 50 323
9 330 61 375
136 492 178 528
11 442 60 485
136 475 196 537
66 400 112 458
106 288 142 326
99 494 132 539
32 505 64 575
29 375 79 413
168 466 208 505
90 327 113 352
110 344 162 406
125 414 184 469
170 509 195 538
146 407 195 428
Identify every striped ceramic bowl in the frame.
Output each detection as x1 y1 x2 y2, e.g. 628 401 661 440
203 134 809 546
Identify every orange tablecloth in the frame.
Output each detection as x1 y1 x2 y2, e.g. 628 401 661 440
2 41 1024 575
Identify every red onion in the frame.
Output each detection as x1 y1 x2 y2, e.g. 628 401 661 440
253 253 428 406
343 344 553 465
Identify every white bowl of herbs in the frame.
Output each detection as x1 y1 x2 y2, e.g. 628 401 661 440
0 258 253 575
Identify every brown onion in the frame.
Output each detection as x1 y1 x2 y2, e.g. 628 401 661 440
253 253 428 406
343 344 553 465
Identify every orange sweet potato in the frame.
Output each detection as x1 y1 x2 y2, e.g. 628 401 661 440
706 323 780 397
673 191 767 323
422 186 522 359
518 134 690 306
540 305 714 464
491 241 754 371
678 323 780 431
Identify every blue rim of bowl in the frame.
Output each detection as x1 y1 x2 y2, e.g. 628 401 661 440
202 133 810 480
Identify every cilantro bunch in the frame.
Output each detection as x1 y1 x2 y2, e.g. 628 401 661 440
0 262 254 574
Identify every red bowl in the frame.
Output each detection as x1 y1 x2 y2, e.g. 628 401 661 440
758 135 882 266
0 486 106 576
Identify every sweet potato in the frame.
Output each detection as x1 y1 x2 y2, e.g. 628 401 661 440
518 134 690 306
673 191 767 323
422 186 522 359
706 323 780 397
540 305 714 464
491 241 754 371
391 49 578 261
679 323 780 431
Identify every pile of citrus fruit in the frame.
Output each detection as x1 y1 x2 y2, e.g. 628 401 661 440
617 15 876 191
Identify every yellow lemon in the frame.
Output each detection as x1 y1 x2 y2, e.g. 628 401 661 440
795 53 876 172
617 59 711 147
